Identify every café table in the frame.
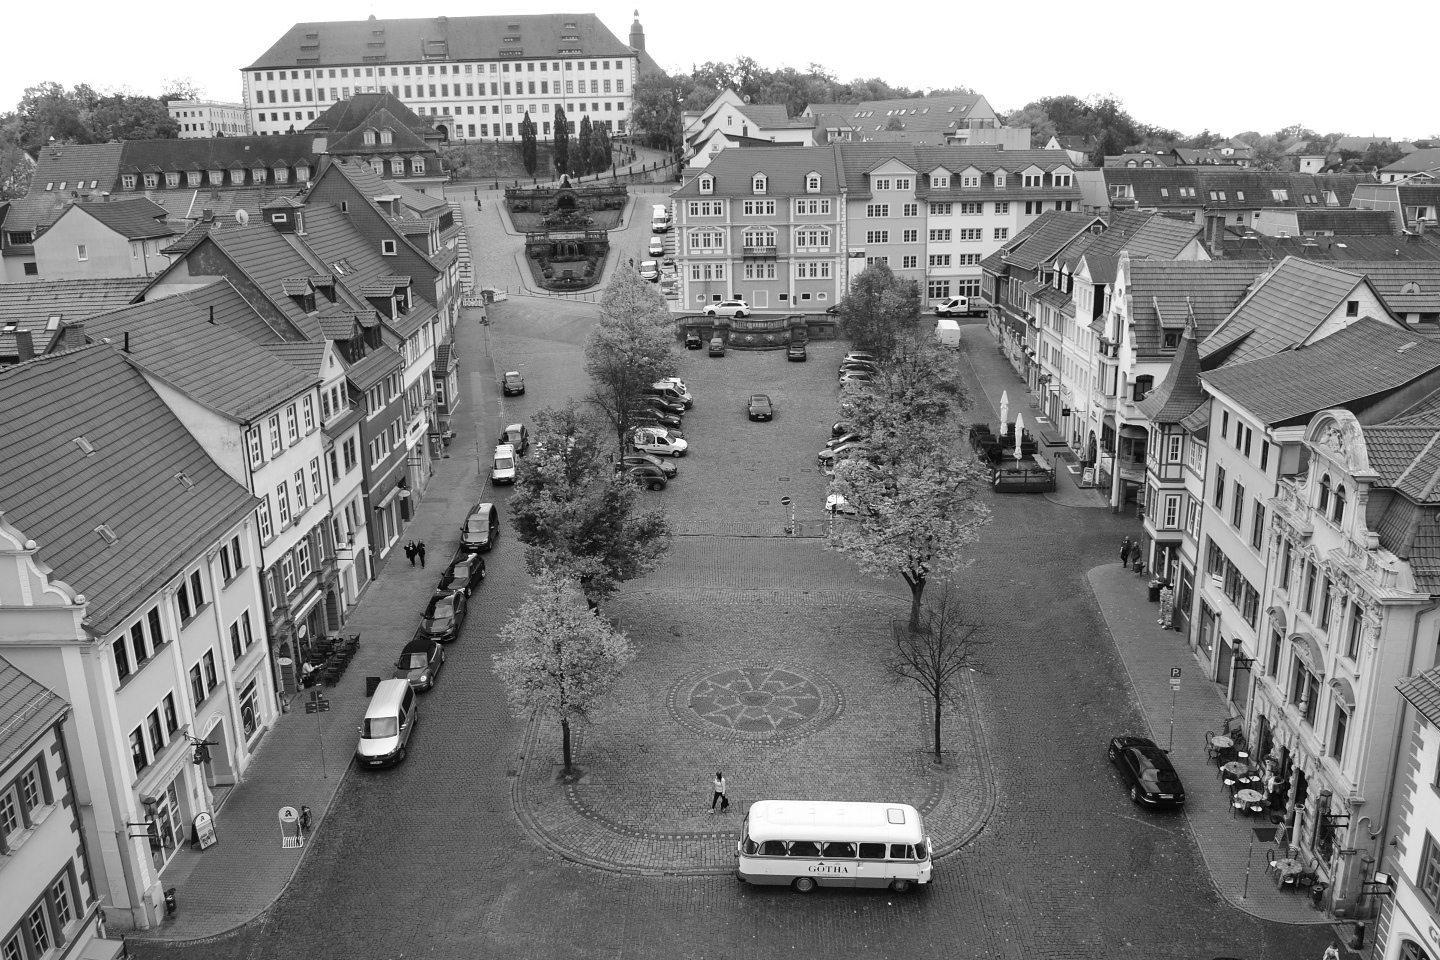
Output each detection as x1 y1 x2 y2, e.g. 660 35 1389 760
1221 761 1250 779
1211 734 1234 751
1235 788 1264 805
1274 857 1304 888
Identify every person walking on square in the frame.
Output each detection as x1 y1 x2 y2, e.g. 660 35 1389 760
405 541 416 566
709 771 729 814
417 540 427 567
1120 537 1132 569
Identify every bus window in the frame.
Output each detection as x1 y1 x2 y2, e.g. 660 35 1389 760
889 844 914 860
789 840 821 857
858 842 886 860
742 837 759 855
822 841 856 858
761 840 788 856
914 841 928 859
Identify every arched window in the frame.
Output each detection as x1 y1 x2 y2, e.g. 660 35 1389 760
1318 474 1331 513
752 174 767 195
1399 940 1433 960
1132 375 1153 401
1333 484 1346 523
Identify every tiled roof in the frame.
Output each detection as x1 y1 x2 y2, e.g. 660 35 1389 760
1201 257 1376 367
844 144 1079 200
1070 211 1202 285
1137 322 1205 423
200 227 338 339
0 345 257 634
1381 148 1440 175
1180 398 1212 437
247 14 636 69
118 136 316 177
1219 232 1440 263
296 204 436 338
1128 260 1270 359
1399 666 1440 727
1201 318 1440 425
316 311 363 340
803 93 988 137
344 343 403 389
308 94 438 156
0 658 68 771
991 211 1103 272
68 198 175 240
674 145 843 198
1398 185 1440 207
327 158 448 216
1339 262 1440 315
0 278 148 347
1362 426 1440 502
83 281 318 422
7 143 125 230
264 339 326 374
1293 210 1398 235
1102 168 1371 210
281 277 313 296
434 342 455 371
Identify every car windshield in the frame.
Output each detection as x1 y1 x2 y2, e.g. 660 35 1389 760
495 457 514 470
397 652 429 670
429 596 457 618
363 717 398 738
466 516 488 532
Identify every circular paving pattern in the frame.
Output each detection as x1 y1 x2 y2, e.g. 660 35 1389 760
668 663 842 743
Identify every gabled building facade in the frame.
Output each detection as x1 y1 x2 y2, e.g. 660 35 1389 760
32 199 177 281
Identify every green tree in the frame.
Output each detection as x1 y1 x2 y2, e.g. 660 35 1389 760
887 579 988 761
841 337 969 444
509 401 672 608
630 73 693 152
89 93 179 142
584 268 677 453
834 262 922 359
160 78 204 101
590 122 612 175
552 106 570 177
492 568 635 777
519 111 538 177
1002 102 1055 148
575 115 593 176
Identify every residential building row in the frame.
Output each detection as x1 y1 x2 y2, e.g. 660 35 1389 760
672 143 1084 311
0 128 464 940
167 100 249 138
242 13 659 139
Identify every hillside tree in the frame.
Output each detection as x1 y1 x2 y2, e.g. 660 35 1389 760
833 262 922 359
519 112 538 177
552 106 570 176
584 268 677 452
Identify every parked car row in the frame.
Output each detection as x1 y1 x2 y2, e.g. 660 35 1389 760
628 378 694 489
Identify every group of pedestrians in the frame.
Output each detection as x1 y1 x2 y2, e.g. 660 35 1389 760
405 540 427 567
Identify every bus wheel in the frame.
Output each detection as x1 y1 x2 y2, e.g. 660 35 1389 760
793 877 816 893
890 879 912 894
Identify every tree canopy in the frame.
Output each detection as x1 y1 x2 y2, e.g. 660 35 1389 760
584 268 677 452
833 262 922 360
519 111 538 177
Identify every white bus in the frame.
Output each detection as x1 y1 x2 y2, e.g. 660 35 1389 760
735 799 932 893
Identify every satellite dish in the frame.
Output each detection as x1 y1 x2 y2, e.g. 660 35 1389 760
235 209 250 225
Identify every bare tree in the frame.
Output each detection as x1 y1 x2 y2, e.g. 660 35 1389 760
887 579 987 762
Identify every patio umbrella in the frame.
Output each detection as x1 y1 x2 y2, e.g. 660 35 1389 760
1014 413 1025 460
999 391 1009 432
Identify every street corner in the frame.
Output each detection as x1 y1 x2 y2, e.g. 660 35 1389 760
511 589 995 875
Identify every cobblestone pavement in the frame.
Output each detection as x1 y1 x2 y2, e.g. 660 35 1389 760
130 219 1341 959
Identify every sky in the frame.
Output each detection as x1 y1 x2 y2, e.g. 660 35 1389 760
4 0 1435 141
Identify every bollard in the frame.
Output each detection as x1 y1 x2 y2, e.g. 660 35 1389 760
1349 921 1366 950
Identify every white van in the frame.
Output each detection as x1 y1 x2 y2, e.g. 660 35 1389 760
651 203 670 233
491 443 517 484
356 679 418 768
935 317 962 349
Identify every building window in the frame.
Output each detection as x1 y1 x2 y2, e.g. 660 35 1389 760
993 228 1009 240
1251 502 1266 551
1291 657 1320 725
1163 495 1180 529
1214 466 1226 509
113 638 130 680
1331 703 1349 761
130 726 149 775
189 664 205 706
1419 833 1440 907
1303 562 1317 614
1333 484 1347 523
76 244 87 261
1346 601 1365 660
1231 482 1245 528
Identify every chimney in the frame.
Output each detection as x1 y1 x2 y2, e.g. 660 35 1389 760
60 322 86 352
13 330 35 363
208 305 215 324
202 208 214 222
123 332 130 353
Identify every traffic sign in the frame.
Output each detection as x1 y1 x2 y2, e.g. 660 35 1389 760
779 496 792 506
1170 667 1182 679
278 806 299 824
1169 678 1181 690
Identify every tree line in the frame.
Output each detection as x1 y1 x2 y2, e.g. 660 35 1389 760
518 105 615 180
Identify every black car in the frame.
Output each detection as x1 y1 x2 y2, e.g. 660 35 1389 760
644 395 685 415
393 636 445 690
787 342 807 362
501 371 525 396
438 551 486 595
825 304 842 316
623 463 669 491
832 421 855 439
420 591 468 644
1107 735 1186 807
685 331 703 349
633 408 682 430
621 452 678 478
747 394 774 421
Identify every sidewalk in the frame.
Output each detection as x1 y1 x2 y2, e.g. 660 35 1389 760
954 321 1109 509
1088 563 1328 924
135 308 496 944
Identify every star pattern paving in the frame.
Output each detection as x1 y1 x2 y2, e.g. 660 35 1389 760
687 666 822 733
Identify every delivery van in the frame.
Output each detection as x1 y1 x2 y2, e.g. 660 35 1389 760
935 317 962 349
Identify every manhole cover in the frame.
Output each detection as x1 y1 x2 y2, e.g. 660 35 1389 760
669 664 843 743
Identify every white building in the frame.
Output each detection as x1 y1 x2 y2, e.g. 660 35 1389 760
242 13 656 140
167 100 248 138
0 345 276 932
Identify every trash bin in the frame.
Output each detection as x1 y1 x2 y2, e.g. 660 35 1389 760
365 676 382 697
1148 582 1162 603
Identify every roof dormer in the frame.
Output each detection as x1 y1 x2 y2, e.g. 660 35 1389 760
805 171 822 193
752 173 767 195
699 173 714 195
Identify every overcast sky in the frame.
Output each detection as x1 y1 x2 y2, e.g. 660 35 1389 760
5 1 1433 141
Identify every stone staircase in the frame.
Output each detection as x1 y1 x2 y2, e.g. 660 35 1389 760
449 201 474 293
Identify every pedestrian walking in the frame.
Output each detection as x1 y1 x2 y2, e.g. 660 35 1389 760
405 541 417 566
709 771 729 814
416 540 427 567
1120 537 1132 569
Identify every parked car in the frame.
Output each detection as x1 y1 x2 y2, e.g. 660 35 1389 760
623 462 669 491
747 394 774 421
501 371 525 396
497 423 529 455
648 236 665 256
654 378 693 405
703 299 750 318
632 427 689 457
491 443 518 484
393 636 445 691
419 591 468 644
437 551 486 595
355 679 417 769
825 493 858 516
825 304 842 316
639 259 660 282
709 336 726 356
460 501 500 552
630 421 683 440
1107 735 1187 807
817 441 864 473
633 407 683 430
644 395 685 415
839 370 874 386
787 341 807 362
934 295 986 317
844 352 876 365
826 432 863 450
685 331 703 349
832 421 855 439
621 452 678 478
840 358 878 373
